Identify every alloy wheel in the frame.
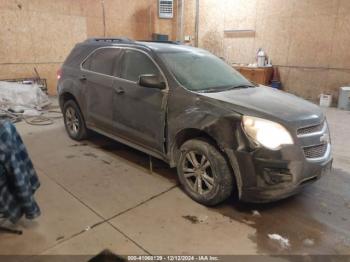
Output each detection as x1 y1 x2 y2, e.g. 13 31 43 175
65 107 80 136
182 151 215 195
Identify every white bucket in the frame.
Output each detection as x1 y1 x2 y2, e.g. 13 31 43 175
257 50 266 67
319 94 332 107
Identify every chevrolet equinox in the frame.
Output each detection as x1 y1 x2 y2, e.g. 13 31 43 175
58 38 332 205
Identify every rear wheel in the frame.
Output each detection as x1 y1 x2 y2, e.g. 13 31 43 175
63 100 88 141
177 139 234 206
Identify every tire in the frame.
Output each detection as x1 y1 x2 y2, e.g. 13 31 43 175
63 100 88 141
177 139 234 206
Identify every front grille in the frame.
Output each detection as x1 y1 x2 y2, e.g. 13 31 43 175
303 143 328 159
297 122 324 136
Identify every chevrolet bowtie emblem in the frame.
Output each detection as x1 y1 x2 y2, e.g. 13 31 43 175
320 133 330 144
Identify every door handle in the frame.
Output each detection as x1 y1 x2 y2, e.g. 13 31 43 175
115 87 125 95
79 75 87 81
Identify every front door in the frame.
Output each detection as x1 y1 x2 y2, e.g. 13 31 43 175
113 49 167 153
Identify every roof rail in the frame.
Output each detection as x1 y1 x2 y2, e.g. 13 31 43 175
138 40 182 45
85 37 134 44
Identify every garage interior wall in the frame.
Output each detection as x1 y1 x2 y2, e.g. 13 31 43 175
183 0 350 102
0 0 177 95
1 0 350 101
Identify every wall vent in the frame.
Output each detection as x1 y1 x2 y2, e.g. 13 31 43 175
159 0 174 19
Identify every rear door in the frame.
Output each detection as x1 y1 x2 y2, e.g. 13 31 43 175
81 47 122 133
113 49 167 153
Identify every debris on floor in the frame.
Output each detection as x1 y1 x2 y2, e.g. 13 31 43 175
268 233 290 249
198 214 208 223
252 210 261 217
56 236 65 241
302 238 315 247
0 81 62 125
182 214 209 224
182 215 200 224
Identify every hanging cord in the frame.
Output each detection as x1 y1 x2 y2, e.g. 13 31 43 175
23 116 54 126
0 108 21 123
23 109 62 126
0 107 62 126
101 0 106 37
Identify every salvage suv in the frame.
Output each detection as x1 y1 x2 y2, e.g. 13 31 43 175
58 38 332 205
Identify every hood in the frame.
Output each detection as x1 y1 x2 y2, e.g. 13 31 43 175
198 86 324 127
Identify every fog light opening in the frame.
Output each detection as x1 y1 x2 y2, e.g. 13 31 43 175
263 168 293 185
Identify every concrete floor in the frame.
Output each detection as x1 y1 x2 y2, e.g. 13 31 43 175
0 103 349 257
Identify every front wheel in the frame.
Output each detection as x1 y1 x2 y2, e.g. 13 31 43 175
177 139 234 206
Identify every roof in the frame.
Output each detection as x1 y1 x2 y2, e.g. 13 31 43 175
136 41 199 53
82 38 199 53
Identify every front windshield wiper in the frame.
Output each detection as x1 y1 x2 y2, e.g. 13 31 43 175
228 84 256 89
197 83 256 93
197 88 223 93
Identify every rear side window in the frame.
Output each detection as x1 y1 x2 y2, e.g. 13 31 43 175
121 50 161 82
82 48 122 76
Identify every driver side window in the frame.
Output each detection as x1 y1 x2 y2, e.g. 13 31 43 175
121 50 161 82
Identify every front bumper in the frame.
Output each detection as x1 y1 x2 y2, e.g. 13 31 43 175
241 158 332 202
226 144 333 203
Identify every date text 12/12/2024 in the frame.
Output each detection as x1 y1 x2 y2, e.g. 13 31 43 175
127 256 219 261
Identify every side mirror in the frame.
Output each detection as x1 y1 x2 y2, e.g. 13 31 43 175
138 74 166 90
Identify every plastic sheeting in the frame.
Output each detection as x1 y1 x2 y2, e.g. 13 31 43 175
0 81 50 110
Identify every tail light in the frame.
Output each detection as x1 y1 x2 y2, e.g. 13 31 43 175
57 69 62 80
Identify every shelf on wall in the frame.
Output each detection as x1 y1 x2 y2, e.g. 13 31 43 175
224 29 255 33
224 29 256 38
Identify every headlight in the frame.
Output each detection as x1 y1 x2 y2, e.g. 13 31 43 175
242 116 293 150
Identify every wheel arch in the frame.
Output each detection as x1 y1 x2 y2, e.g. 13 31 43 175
60 91 88 127
59 92 77 109
169 127 241 199
170 128 223 167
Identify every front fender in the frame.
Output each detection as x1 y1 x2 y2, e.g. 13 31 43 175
167 87 245 197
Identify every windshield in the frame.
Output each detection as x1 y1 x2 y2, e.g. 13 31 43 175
160 49 253 92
